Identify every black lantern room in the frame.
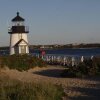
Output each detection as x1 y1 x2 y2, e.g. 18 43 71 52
8 12 29 34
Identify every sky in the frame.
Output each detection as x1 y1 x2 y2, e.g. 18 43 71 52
0 0 100 46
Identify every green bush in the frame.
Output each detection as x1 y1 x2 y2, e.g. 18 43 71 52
0 54 47 71
61 57 100 78
0 77 64 100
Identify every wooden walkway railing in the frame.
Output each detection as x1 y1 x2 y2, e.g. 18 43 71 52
32 53 92 66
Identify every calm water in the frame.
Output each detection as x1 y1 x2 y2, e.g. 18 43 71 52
30 48 100 57
0 48 100 57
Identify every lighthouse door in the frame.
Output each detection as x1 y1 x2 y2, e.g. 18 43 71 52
20 45 26 54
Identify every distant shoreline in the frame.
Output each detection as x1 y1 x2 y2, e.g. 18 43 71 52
0 43 100 50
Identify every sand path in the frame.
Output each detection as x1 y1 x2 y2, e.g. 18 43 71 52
0 66 100 100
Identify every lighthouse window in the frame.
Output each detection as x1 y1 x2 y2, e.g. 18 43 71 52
13 22 24 26
20 45 26 54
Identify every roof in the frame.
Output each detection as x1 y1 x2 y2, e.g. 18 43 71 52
12 12 25 22
14 39 28 47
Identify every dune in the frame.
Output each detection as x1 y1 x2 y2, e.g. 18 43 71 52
0 66 100 100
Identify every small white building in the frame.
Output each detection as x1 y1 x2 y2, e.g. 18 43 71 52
8 12 29 55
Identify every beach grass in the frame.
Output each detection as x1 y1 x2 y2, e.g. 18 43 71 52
0 54 47 71
0 75 64 100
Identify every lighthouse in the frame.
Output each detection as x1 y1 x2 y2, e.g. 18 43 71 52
8 12 29 55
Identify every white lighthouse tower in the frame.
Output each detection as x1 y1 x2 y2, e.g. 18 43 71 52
8 12 29 55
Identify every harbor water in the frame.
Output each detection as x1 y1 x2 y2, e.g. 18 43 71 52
0 48 100 66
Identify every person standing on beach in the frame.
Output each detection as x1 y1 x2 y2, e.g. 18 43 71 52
39 49 46 60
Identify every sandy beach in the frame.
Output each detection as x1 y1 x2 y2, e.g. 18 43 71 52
0 66 100 100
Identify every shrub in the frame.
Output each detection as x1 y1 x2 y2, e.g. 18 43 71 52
61 57 100 78
0 54 47 71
